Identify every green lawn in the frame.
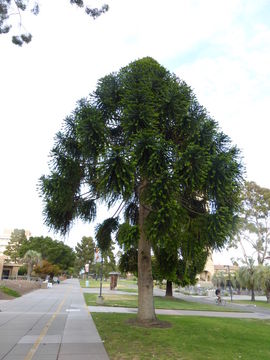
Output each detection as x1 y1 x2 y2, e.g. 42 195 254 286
80 279 138 292
115 287 138 293
80 279 138 290
84 293 243 312
234 300 270 309
80 279 110 288
118 279 137 287
0 285 21 298
92 313 270 360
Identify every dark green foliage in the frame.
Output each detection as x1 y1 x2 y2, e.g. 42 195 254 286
19 236 75 270
118 248 138 276
95 217 118 253
40 57 242 245
18 265 27 275
12 33 32 46
0 0 109 45
85 4 109 18
117 223 139 276
39 116 97 234
116 223 139 250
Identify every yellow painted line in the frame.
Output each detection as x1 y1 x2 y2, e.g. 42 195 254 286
24 289 71 360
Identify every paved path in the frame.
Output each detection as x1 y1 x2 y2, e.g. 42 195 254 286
0 279 109 360
82 286 270 320
88 305 270 319
155 289 270 317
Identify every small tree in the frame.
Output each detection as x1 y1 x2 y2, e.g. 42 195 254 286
23 250 41 280
4 229 26 263
34 260 60 279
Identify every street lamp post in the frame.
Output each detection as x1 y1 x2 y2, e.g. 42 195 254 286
226 265 233 302
99 256 104 298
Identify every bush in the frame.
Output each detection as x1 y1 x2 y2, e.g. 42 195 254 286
18 265 27 275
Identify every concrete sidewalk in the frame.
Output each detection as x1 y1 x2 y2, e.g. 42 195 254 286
88 305 270 319
0 279 109 360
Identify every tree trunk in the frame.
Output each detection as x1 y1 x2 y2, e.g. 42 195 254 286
137 181 156 323
251 287 255 301
27 264 32 281
165 280 173 297
266 290 270 303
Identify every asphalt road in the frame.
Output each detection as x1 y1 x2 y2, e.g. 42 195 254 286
0 279 109 360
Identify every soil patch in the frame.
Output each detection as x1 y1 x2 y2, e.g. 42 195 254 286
127 318 172 328
0 279 41 300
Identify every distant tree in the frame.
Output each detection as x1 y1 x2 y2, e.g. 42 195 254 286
257 265 270 303
34 259 60 279
153 223 210 297
39 57 243 324
23 249 41 280
19 236 75 270
74 236 95 274
4 228 26 263
230 181 270 265
18 264 27 275
117 222 138 277
95 218 117 278
212 271 226 289
118 248 138 277
236 258 259 301
0 0 109 46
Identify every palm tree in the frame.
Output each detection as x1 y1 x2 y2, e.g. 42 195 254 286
212 271 226 289
23 250 42 280
237 258 258 301
257 265 270 303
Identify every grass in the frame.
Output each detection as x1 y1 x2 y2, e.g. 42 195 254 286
84 293 243 312
118 279 137 286
115 287 138 293
80 279 110 288
92 313 270 360
0 285 21 298
80 278 138 290
234 300 270 309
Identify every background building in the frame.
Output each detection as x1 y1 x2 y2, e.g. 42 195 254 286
0 229 31 279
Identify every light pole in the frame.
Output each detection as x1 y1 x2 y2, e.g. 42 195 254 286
226 265 233 302
99 255 104 298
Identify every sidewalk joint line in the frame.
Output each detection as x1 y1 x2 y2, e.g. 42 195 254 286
23 287 72 360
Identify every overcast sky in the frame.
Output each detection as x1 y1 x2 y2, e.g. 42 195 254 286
0 0 269 264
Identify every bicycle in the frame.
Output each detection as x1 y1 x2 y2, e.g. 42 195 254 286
215 297 226 306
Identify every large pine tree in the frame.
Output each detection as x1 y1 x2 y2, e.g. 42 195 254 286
40 57 242 323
